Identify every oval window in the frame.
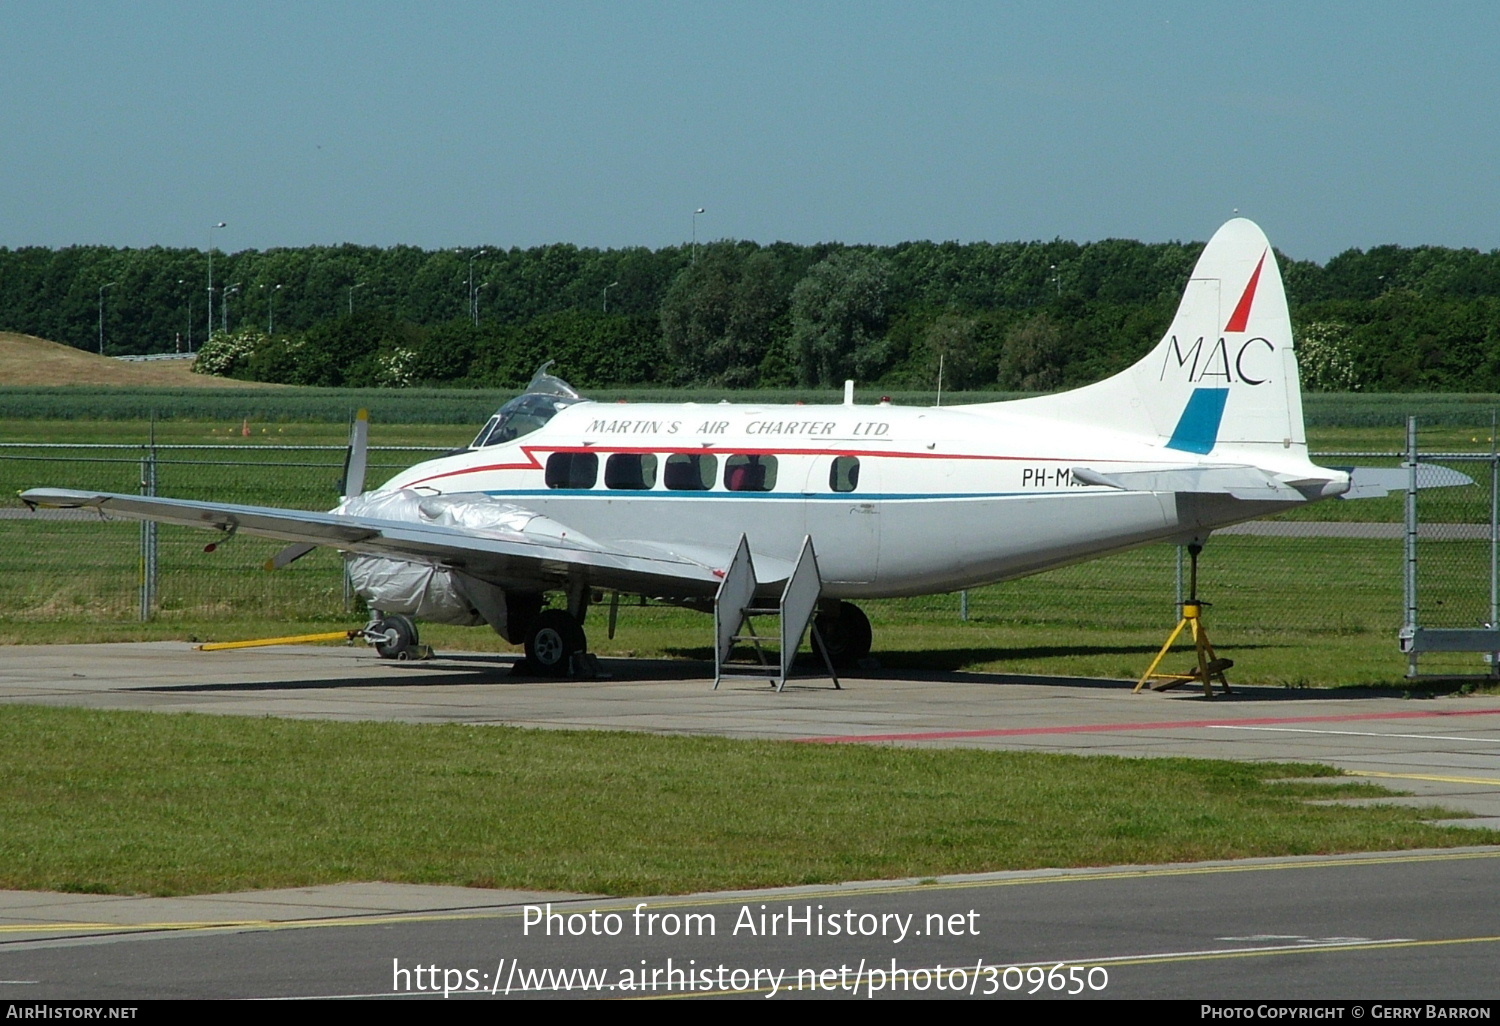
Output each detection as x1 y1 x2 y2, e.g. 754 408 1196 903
664 453 717 491
725 454 777 492
830 456 860 493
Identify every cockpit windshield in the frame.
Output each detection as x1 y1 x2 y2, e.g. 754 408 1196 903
470 362 586 448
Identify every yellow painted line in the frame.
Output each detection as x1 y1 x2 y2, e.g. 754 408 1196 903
1101 933 1500 968
1348 770 1500 787
5 849 1500 936
644 935 1500 999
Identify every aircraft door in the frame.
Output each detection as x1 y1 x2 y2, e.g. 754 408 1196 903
802 455 880 584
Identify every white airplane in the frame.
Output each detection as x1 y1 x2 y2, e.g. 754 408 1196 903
22 218 1395 676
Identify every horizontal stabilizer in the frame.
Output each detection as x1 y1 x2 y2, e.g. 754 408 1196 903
1337 464 1474 500
1071 464 1308 501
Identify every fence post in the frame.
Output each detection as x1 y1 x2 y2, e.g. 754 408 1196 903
1403 415 1418 677
1174 545 1184 613
139 445 158 621
1490 413 1498 677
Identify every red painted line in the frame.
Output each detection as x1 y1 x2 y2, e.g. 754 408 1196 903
798 705 1500 744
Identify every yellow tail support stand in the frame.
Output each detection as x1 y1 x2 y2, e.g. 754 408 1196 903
1134 543 1233 698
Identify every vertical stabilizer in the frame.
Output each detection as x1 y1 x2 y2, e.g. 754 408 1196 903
1002 218 1304 456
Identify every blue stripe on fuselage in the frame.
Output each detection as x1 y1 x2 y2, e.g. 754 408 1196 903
1165 387 1229 454
476 489 1094 501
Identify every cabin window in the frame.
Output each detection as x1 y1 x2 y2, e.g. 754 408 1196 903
605 453 658 490
830 456 860 493
544 451 598 489
724 454 777 492
663 453 717 491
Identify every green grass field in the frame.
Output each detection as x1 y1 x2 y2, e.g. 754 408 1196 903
2 705 1492 897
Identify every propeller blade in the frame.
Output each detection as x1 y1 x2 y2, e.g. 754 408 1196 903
264 542 317 571
340 408 370 499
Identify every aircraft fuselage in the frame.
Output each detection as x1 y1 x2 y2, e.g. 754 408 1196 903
380 399 1301 598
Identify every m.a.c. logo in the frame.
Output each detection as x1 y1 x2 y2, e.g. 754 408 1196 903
1160 335 1275 385
1159 249 1278 385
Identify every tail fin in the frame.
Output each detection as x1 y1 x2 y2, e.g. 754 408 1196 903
1005 218 1305 456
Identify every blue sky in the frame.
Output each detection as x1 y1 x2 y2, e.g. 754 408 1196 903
3 1 1496 261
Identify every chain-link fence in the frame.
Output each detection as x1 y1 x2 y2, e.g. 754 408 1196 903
0 431 1492 681
0 443 443 626
1396 419 1500 679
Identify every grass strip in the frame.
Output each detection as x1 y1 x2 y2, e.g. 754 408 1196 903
0 706 1492 897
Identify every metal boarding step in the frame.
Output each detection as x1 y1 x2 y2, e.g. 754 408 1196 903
713 534 840 691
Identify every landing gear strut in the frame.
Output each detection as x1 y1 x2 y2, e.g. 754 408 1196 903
812 601 873 668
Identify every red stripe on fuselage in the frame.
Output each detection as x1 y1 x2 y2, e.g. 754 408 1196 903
400 444 1162 489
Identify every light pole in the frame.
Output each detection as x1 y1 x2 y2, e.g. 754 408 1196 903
1050 264 1060 297
603 280 619 313
97 282 118 355
222 283 241 332
475 282 489 324
263 283 282 334
692 208 705 264
348 282 365 316
468 248 487 324
207 222 226 339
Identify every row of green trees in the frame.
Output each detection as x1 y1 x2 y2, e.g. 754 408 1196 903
5 236 1500 391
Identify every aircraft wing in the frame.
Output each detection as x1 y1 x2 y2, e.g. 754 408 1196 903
19 488 729 598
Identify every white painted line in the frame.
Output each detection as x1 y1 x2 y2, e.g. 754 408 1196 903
1209 725 1500 744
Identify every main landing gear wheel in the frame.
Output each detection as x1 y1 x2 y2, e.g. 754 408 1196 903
370 614 420 660
813 601 873 668
525 609 587 677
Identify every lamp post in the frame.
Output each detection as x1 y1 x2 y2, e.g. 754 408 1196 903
97 281 118 355
222 283 241 333
468 248 487 324
348 282 365 316
603 280 619 313
475 282 489 324
207 222 226 339
263 283 282 334
692 208 705 264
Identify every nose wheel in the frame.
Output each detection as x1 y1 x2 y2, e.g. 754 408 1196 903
368 614 421 660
